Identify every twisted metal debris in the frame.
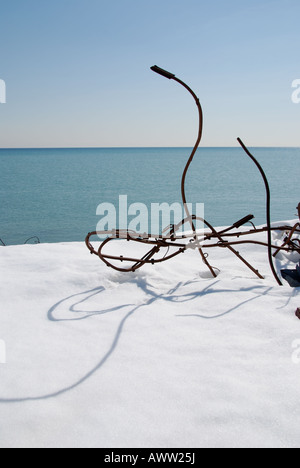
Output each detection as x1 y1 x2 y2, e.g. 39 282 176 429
0 236 40 246
86 66 300 285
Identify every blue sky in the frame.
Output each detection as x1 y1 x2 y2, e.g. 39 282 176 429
0 0 299 147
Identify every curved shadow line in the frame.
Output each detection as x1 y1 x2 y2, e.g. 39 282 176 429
0 278 273 404
48 286 134 322
175 284 268 303
0 283 160 404
135 279 220 304
176 286 273 319
138 279 269 306
0 303 140 403
276 286 299 309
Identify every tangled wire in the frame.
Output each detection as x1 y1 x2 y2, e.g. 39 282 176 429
86 65 300 287
0 236 40 246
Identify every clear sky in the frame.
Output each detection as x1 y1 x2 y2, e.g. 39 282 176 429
0 0 299 147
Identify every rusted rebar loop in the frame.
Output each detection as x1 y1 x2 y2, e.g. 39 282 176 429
85 66 300 283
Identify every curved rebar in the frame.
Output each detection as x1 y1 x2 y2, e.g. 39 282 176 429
85 66 298 284
151 67 217 277
174 77 217 277
24 236 40 245
237 138 283 286
86 220 299 274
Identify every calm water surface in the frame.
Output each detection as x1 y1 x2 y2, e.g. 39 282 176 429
0 147 299 245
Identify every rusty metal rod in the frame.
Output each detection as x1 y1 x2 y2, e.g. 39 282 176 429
151 66 217 278
85 67 299 283
273 222 300 258
86 215 300 273
203 240 297 251
86 219 299 275
237 138 283 286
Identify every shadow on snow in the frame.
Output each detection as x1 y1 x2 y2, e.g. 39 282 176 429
0 275 270 403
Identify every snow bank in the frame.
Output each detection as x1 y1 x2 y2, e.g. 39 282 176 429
0 222 299 448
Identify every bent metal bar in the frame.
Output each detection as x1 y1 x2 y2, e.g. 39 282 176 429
86 66 300 285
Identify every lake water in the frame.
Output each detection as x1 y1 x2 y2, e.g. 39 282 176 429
0 147 299 245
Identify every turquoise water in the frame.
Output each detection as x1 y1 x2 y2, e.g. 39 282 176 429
0 147 299 245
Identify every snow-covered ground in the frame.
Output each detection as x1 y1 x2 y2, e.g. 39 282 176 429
0 222 300 448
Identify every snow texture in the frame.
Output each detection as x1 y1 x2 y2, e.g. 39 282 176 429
0 222 299 448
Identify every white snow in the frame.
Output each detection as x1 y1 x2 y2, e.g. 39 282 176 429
0 222 300 448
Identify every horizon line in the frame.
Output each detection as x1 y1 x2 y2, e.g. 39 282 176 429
0 145 300 150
